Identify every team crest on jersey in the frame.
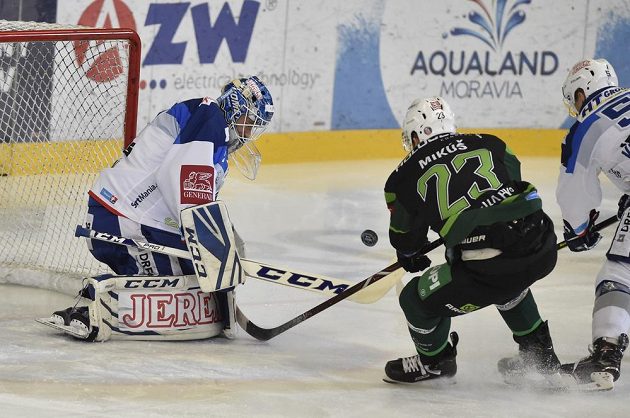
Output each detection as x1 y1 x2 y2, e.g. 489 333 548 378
180 165 215 204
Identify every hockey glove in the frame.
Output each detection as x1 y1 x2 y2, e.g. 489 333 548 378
397 250 431 273
618 194 630 219
563 209 602 252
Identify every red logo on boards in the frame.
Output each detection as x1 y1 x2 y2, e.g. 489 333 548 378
75 0 137 83
180 165 215 204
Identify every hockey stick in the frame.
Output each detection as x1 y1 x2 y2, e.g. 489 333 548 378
556 214 618 250
74 226 403 304
235 238 443 341
234 214 621 341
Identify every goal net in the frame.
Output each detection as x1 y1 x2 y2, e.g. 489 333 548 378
0 20 140 294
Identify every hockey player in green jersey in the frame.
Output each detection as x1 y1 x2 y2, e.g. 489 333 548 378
383 96 560 385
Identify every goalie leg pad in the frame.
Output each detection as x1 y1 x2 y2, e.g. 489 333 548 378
38 274 225 341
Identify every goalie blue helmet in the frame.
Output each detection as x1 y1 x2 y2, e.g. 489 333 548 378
218 75 274 147
217 76 274 180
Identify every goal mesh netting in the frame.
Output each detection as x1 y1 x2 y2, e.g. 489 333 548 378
0 20 140 292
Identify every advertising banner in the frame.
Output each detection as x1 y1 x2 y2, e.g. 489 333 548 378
47 0 630 132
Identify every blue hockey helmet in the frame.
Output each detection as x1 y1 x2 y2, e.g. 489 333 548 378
217 76 274 180
218 75 274 146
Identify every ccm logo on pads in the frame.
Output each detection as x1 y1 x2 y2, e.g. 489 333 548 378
180 165 214 204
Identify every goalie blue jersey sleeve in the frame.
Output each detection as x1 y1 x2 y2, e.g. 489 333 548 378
89 98 230 234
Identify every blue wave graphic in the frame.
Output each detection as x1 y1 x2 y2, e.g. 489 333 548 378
331 12 398 129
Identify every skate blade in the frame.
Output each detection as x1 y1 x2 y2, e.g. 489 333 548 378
504 371 614 392
548 372 614 392
383 375 456 386
35 318 89 339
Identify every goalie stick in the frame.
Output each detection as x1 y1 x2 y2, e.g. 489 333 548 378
74 225 403 304
235 238 443 341
235 214 620 342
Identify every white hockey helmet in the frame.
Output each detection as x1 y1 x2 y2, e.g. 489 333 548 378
401 96 456 152
562 58 618 116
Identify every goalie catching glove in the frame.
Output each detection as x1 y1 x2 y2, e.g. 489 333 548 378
563 209 602 252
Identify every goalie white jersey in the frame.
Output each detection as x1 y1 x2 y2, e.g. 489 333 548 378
556 87 630 233
89 98 230 234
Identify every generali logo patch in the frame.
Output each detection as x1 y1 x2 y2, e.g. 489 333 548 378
180 165 214 204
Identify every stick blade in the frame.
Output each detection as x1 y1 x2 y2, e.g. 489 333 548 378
235 307 273 341
349 265 404 304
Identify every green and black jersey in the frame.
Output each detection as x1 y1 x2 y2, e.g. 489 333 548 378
385 133 542 252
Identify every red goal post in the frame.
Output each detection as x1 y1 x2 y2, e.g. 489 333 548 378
0 20 141 294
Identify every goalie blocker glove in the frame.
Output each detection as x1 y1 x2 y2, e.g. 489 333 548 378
563 209 602 252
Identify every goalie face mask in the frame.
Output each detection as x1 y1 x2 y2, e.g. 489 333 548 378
228 140 261 180
218 76 273 180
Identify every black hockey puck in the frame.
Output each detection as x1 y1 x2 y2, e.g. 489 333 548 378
361 229 378 247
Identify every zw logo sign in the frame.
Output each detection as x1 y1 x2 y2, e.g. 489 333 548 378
75 0 261 81
143 0 260 65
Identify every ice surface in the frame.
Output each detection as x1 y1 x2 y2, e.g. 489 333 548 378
0 158 628 417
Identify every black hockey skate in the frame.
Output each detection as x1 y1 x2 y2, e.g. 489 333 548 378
50 307 75 326
498 321 560 377
383 332 458 384
560 334 629 386
37 306 98 341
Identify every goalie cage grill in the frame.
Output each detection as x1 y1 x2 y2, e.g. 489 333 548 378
0 20 140 295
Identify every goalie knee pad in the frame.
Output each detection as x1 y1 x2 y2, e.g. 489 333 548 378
41 274 226 342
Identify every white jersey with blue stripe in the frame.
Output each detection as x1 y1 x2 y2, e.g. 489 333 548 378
556 87 630 234
89 98 230 234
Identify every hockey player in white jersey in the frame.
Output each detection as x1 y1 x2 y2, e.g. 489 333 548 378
557 58 630 388
42 75 274 342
